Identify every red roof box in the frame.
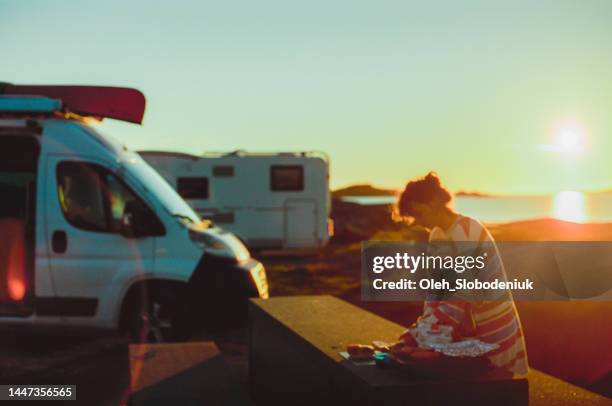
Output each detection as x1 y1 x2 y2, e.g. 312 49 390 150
0 84 146 124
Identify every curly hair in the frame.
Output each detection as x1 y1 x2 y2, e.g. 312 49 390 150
397 172 452 217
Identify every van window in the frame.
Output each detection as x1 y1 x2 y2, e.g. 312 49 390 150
213 165 234 177
270 165 303 191
177 177 209 199
57 163 107 232
103 173 140 233
57 162 158 233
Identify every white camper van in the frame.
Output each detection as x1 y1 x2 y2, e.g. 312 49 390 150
0 84 268 342
139 151 333 250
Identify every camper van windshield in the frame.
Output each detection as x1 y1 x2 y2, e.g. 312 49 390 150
123 156 201 224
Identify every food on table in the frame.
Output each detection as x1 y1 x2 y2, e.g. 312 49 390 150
346 344 375 360
372 340 392 352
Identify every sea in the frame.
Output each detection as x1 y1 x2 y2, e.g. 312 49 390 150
340 191 612 224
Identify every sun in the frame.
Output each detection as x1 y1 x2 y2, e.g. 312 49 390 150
545 119 587 155
557 128 582 152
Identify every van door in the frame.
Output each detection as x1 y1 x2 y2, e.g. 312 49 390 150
44 156 155 322
0 134 39 316
284 199 317 248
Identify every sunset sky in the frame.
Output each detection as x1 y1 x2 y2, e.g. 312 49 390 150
2 0 612 194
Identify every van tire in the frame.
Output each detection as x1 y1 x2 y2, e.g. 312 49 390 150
120 283 194 343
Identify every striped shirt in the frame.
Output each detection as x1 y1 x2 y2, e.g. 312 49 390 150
410 215 529 375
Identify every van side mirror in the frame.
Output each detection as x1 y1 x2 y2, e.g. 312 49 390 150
121 201 165 238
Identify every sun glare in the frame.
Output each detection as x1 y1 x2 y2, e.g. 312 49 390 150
557 128 581 151
553 191 587 223
547 119 587 155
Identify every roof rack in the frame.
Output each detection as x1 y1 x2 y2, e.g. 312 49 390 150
0 96 62 114
0 83 146 124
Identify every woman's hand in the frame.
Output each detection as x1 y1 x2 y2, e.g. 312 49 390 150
399 329 418 346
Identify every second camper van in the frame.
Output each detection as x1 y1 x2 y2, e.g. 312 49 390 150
139 151 333 250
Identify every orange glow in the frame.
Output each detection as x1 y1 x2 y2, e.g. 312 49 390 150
8 278 26 301
7 228 26 301
0 219 27 302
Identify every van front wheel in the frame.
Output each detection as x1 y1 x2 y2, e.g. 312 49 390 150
121 284 193 343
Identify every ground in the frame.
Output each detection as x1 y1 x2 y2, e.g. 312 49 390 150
0 217 610 404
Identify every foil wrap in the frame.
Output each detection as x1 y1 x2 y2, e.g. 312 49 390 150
428 339 499 357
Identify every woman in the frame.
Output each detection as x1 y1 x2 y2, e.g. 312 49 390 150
396 172 528 375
